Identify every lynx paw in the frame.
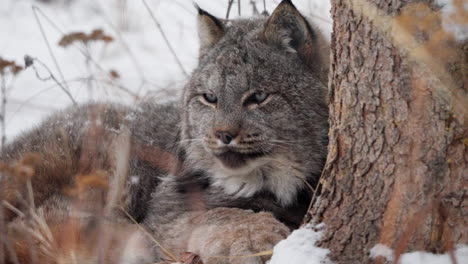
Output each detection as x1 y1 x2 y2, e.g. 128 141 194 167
187 208 290 264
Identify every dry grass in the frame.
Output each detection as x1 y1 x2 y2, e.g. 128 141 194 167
0 149 173 264
1 1 465 263
58 29 114 48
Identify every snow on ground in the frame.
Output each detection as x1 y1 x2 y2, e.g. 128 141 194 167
436 0 468 41
2 1 467 264
270 226 468 264
0 0 332 140
370 243 468 264
269 224 332 264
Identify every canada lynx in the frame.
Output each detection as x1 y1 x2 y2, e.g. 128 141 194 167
0 1 329 263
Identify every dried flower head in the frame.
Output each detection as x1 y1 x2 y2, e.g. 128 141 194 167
0 57 23 75
109 69 120 79
58 28 114 47
24 55 34 68
0 153 41 182
66 170 109 197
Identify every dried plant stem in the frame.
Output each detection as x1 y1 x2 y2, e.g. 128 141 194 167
97 7 146 80
250 0 260 15
121 207 180 263
2 201 25 219
238 0 241 16
32 6 139 100
83 45 95 98
0 75 7 151
142 0 188 77
208 249 273 260
103 80 141 100
261 0 269 16
26 180 36 210
0 192 5 264
302 164 327 226
24 223 38 264
25 179 39 264
116 0 129 31
226 0 235 19
28 57 77 105
32 6 76 105
3 235 20 264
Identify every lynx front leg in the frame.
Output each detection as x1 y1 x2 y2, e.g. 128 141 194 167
188 208 289 264
154 208 289 264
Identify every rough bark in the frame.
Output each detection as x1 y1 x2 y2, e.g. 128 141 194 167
310 0 467 263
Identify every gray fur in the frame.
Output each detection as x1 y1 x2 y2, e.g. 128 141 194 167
1 1 329 262
181 9 328 206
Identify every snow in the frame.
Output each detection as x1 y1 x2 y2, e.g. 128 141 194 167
0 0 332 140
269 230 468 264
1 1 467 264
269 224 332 264
370 243 395 261
370 243 468 264
436 0 468 41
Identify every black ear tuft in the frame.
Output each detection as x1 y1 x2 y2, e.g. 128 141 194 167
195 4 225 58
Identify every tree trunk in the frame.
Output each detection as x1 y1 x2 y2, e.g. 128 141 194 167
310 0 467 263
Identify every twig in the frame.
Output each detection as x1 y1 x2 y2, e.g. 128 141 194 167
0 75 7 151
26 56 77 105
82 44 95 97
32 6 75 105
31 7 134 102
142 0 188 77
26 180 36 211
208 250 272 261
2 235 21 264
5 76 139 126
250 0 260 15
96 6 146 81
25 179 39 264
116 0 129 31
0 193 5 264
238 0 241 16
302 164 327 226
2 201 26 219
120 207 180 263
226 0 235 19
261 0 269 16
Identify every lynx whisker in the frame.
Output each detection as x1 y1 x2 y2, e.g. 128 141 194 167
179 138 205 144
2 1 330 262
261 157 307 178
267 139 308 147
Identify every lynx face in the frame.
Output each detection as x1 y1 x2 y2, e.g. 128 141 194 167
181 2 328 205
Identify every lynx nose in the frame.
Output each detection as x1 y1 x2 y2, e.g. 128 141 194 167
215 130 237 144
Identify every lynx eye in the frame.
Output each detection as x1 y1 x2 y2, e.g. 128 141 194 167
202 93 217 104
245 91 269 106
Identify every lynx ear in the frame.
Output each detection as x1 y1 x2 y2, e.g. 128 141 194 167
195 4 225 58
262 0 315 60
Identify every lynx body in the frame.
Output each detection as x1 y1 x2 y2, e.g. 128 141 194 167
0 1 329 263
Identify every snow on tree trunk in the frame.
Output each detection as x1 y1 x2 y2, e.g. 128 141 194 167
309 0 467 263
